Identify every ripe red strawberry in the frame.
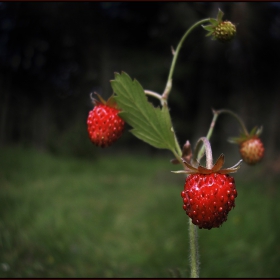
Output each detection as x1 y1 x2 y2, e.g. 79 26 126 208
87 93 125 148
181 173 237 230
174 152 242 230
239 137 264 165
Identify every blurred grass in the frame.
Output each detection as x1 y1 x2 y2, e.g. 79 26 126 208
0 146 279 277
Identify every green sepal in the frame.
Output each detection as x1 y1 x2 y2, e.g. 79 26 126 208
202 25 215 32
110 72 178 151
228 136 245 144
256 126 263 136
250 126 263 137
249 126 258 137
217 8 224 22
209 18 218 26
228 126 263 144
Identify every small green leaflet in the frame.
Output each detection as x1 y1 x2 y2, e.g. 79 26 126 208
110 72 177 151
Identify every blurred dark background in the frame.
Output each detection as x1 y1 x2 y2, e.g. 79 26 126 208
0 2 279 168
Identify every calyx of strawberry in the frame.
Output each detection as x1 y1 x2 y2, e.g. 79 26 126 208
228 126 263 144
173 137 242 175
173 153 242 175
90 92 118 109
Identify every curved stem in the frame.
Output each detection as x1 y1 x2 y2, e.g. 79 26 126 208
162 18 210 100
144 90 164 103
195 137 213 169
215 109 249 136
196 109 219 162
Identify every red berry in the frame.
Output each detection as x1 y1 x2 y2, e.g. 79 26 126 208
239 137 264 165
87 103 125 148
181 173 237 230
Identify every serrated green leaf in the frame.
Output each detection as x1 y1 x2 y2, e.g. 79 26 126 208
110 72 177 151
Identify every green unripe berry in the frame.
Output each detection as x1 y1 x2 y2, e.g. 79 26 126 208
213 21 236 42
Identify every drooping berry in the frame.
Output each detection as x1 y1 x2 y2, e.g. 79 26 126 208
173 151 242 230
87 93 125 148
229 126 264 165
202 9 236 42
181 173 237 230
239 137 264 165
212 21 236 42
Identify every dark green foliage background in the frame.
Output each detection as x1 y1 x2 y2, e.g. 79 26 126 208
0 147 279 278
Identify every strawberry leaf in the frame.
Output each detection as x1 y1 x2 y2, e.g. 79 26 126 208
110 72 177 151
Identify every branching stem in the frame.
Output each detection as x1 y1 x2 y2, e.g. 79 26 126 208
144 90 164 103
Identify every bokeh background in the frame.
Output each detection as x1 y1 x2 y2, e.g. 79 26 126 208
0 2 280 278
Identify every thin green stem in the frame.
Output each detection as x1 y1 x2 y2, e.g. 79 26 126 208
171 136 200 278
189 219 200 278
215 109 249 136
164 17 215 279
162 18 210 100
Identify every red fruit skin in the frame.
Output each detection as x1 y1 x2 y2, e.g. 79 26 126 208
87 104 125 148
181 173 237 230
239 137 264 165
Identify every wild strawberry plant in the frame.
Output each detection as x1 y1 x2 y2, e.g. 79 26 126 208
87 8 264 278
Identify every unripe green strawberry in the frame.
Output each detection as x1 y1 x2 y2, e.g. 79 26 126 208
181 173 237 229
239 137 264 165
212 21 236 42
87 94 125 148
202 9 236 42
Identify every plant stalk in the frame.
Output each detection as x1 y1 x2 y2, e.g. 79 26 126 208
162 18 210 101
166 17 212 279
189 219 200 278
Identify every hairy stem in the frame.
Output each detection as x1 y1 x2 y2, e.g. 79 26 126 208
162 18 210 100
144 90 166 106
189 219 200 278
195 137 213 169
